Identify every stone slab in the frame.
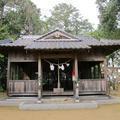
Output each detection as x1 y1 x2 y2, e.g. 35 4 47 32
19 101 98 110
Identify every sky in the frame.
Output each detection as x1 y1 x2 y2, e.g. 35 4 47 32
31 0 99 28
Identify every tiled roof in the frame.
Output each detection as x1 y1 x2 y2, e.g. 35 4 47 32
0 39 13 44
100 39 120 46
0 35 41 47
25 40 90 50
78 35 102 46
78 35 120 46
0 30 120 50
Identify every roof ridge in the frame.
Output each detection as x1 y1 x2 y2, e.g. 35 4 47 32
34 40 81 42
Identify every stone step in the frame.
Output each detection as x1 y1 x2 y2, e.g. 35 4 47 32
19 101 98 110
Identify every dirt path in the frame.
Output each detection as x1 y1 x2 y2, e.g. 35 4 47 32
0 104 120 120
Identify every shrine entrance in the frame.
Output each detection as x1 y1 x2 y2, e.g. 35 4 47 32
42 59 73 95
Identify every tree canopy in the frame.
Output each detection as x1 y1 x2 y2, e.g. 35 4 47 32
44 3 93 35
0 1 93 40
0 0 43 40
91 0 120 39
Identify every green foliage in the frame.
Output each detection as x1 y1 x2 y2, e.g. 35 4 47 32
0 1 94 39
90 29 120 40
18 0 43 34
4 11 22 37
94 0 120 39
0 0 43 40
0 25 10 40
44 3 93 35
97 0 119 31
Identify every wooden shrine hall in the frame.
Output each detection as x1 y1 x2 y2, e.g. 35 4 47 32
0 29 120 98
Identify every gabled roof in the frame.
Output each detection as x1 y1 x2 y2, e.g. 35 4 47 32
25 40 90 50
79 36 120 46
36 29 78 40
0 29 120 51
0 35 41 47
24 29 90 50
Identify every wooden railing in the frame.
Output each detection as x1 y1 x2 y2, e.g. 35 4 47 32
79 79 107 92
7 79 107 95
8 80 38 95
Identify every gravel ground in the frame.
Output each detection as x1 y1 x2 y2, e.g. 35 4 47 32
0 104 120 120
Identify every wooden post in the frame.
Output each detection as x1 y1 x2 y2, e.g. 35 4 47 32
74 55 79 102
7 58 10 96
38 55 42 102
57 60 60 89
104 58 110 95
75 56 78 80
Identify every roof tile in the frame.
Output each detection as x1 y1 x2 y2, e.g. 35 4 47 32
1 30 120 50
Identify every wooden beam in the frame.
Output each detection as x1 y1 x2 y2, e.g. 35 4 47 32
41 54 74 58
9 60 37 62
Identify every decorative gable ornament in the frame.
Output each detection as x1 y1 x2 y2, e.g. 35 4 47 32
36 29 77 40
55 33 60 38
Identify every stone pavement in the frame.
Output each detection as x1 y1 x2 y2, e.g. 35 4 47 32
0 95 120 110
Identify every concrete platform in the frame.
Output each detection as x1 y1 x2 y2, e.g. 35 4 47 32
19 97 120 110
0 97 37 106
19 101 98 110
0 95 120 110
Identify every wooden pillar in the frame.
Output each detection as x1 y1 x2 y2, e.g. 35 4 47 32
104 58 110 95
75 56 78 80
74 55 79 102
7 60 10 81
38 55 42 102
57 60 60 89
104 59 107 79
7 58 10 96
